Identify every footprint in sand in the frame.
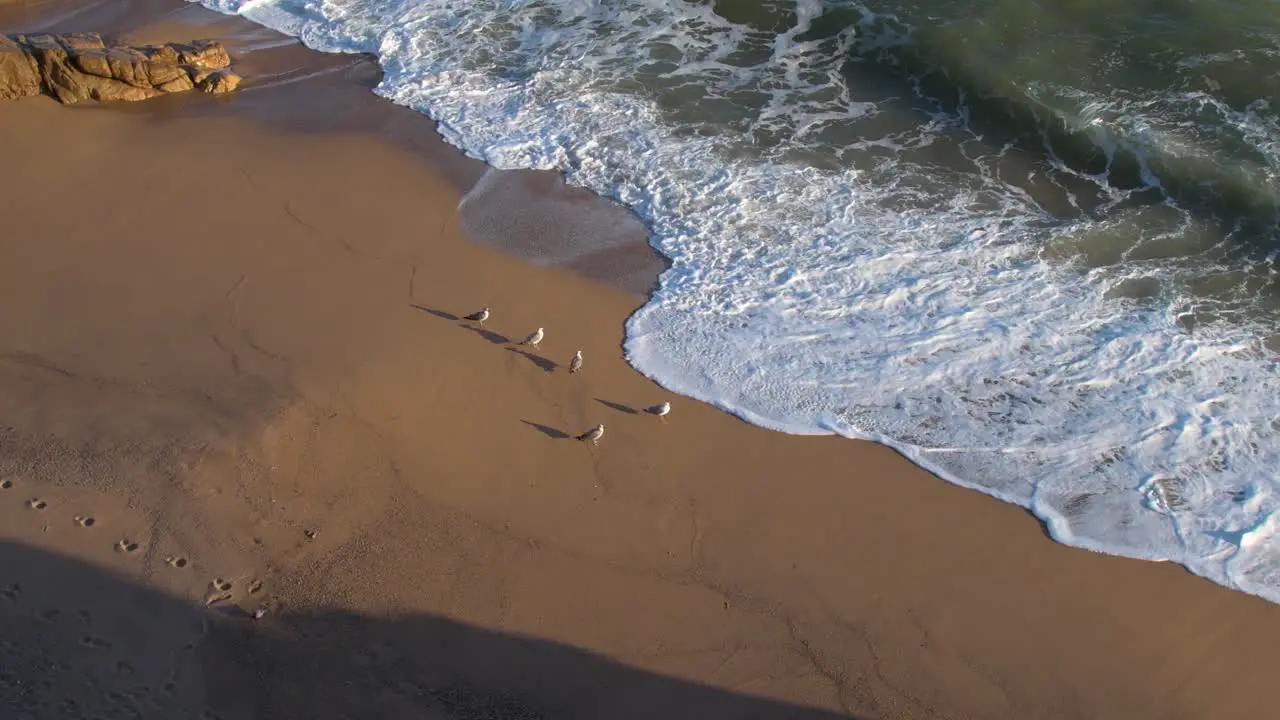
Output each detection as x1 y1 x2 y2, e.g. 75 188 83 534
2 583 20 603
80 635 112 649
0 479 13 489
73 515 96 528
247 579 264 595
164 555 189 569
37 608 61 623
26 498 48 510
115 539 140 553
204 577 234 606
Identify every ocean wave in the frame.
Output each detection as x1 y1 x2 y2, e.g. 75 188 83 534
193 0 1280 602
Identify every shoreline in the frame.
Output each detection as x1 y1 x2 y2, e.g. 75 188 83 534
172 0 1280 606
2 2 1279 719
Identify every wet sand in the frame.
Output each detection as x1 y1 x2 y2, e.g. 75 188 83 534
1 2 1278 719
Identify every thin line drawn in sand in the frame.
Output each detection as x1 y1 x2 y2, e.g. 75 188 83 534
26 498 47 510
73 515 96 527
164 555 189 569
115 539 140 553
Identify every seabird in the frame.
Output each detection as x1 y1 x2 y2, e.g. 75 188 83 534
518 327 544 347
576 423 605 445
647 401 671 423
463 307 490 325
568 350 583 374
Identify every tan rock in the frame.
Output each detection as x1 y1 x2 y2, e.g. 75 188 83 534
177 39 231 69
138 41 231 70
188 66 215 85
103 49 151 87
44 60 90 104
56 33 105 52
144 60 188 88
72 48 112 78
0 34 40 100
79 73 161 103
1 33 241 104
20 34 68 63
31 52 88 104
18 33 85 103
137 44 180 65
83 47 197 91
196 68 241 94
155 72 194 94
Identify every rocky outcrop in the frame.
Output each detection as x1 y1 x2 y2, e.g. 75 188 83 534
0 32 241 103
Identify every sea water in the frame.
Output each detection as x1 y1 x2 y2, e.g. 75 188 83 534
193 0 1280 603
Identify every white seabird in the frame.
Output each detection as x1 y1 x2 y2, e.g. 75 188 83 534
518 327 544 347
646 401 671 423
568 350 583 374
463 307 490 325
576 423 605 445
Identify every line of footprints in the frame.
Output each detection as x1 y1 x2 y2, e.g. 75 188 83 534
2 476 269 619
461 305 671 446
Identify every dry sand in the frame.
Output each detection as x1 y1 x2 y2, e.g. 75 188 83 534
2 2 1279 719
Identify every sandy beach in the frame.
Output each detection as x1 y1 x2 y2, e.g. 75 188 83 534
1 2 1278 718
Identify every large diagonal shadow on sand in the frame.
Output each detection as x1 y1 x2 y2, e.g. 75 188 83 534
0 541 860 719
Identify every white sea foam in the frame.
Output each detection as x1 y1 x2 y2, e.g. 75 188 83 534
193 0 1280 601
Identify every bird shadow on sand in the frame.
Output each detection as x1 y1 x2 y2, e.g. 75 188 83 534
408 304 508 343
521 420 569 440
408 304 458 321
507 347 557 373
460 324 510 345
595 398 639 415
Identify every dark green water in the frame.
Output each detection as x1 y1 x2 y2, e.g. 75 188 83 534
670 0 1280 328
